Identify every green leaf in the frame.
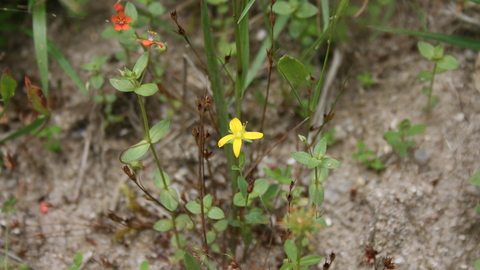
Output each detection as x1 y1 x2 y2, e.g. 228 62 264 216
91 74 104 89
25 77 50 116
373 26 480 51
133 52 149 79
272 1 296 15
147 2 165 16
233 192 248 206
0 117 46 145
153 169 171 189
160 188 179 211
436 55 459 71
299 255 322 266
184 252 202 270
474 260 480 270
207 206 225 220
32 0 49 97
421 86 431 96
291 151 312 166
153 218 173 232
307 158 323 169
206 231 216 244
320 157 341 169
73 252 83 267
417 70 433 81
309 184 324 206
125 2 138 22
295 2 318 18
134 83 158 96
149 119 170 143
313 137 327 159
186 200 202 214
384 131 401 144
469 170 480 187
214 220 229 232
251 178 269 197
277 55 307 86
237 0 256 24
238 176 248 199
176 214 193 229
203 194 213 209
140 261 149 270
476 206 480 215
284 239 298 262
0 68 17 119
407 124 426 136
121 140 149 162
433 44 444 59
245 212 269 224
110 78 136 92
312 168 329 183
279 262 294 270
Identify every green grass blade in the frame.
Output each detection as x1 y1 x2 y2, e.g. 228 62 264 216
31 0 49 98
22 29 88 97
237 0 256 24
301 0 348 60
246 15 288 88
372 26 480 51
321 0 329 31
201 0 237 185
0 118 46 145
468 0 480 3
233 0 251 114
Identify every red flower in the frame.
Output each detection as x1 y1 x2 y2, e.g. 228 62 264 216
114 3 124 12
111 11 132 31
135 31 165 48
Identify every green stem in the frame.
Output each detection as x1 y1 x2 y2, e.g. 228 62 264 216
426 63 437 113
4 212 9 269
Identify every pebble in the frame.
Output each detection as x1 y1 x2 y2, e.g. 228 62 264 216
414 148 432 164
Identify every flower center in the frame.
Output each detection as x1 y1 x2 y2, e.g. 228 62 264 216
234 131 243 138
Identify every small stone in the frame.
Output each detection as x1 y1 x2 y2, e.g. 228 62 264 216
454 113 464 122
414 149 432 164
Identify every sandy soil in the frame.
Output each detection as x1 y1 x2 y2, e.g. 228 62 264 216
1 0 479 269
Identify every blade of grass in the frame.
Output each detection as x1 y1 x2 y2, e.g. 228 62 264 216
201 0 237 186
233 0 250 116
321 0 329 31
0 118 46 145
237 0 256 24
31 0 49 98
245 15 288 88
22 29 88 96
301 0 348 61
372 26 480 51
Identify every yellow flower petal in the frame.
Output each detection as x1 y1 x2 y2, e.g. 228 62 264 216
218 134 235 147
243 131 263 140
232 138 242 157
229 118 242 133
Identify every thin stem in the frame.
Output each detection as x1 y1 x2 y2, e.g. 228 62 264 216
426 63 437 113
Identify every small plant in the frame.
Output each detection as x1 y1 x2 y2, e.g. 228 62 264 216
383 119 426 157
36 125 62 152
67 252 83 270
356 71 376 88
469 169 480 214
352 140 384 172
417 41 459 112
2 196 17 270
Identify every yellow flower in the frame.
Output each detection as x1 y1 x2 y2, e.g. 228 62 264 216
218 118 263 157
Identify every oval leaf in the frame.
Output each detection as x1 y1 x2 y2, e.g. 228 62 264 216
121 140 149 162
207 206 225 220
134 83 158 96
277 55 307 86
309 184 324 206
153 219 173 232
153 169 171 189
186 200 202 214
161 188 179 211
149 119 170 143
